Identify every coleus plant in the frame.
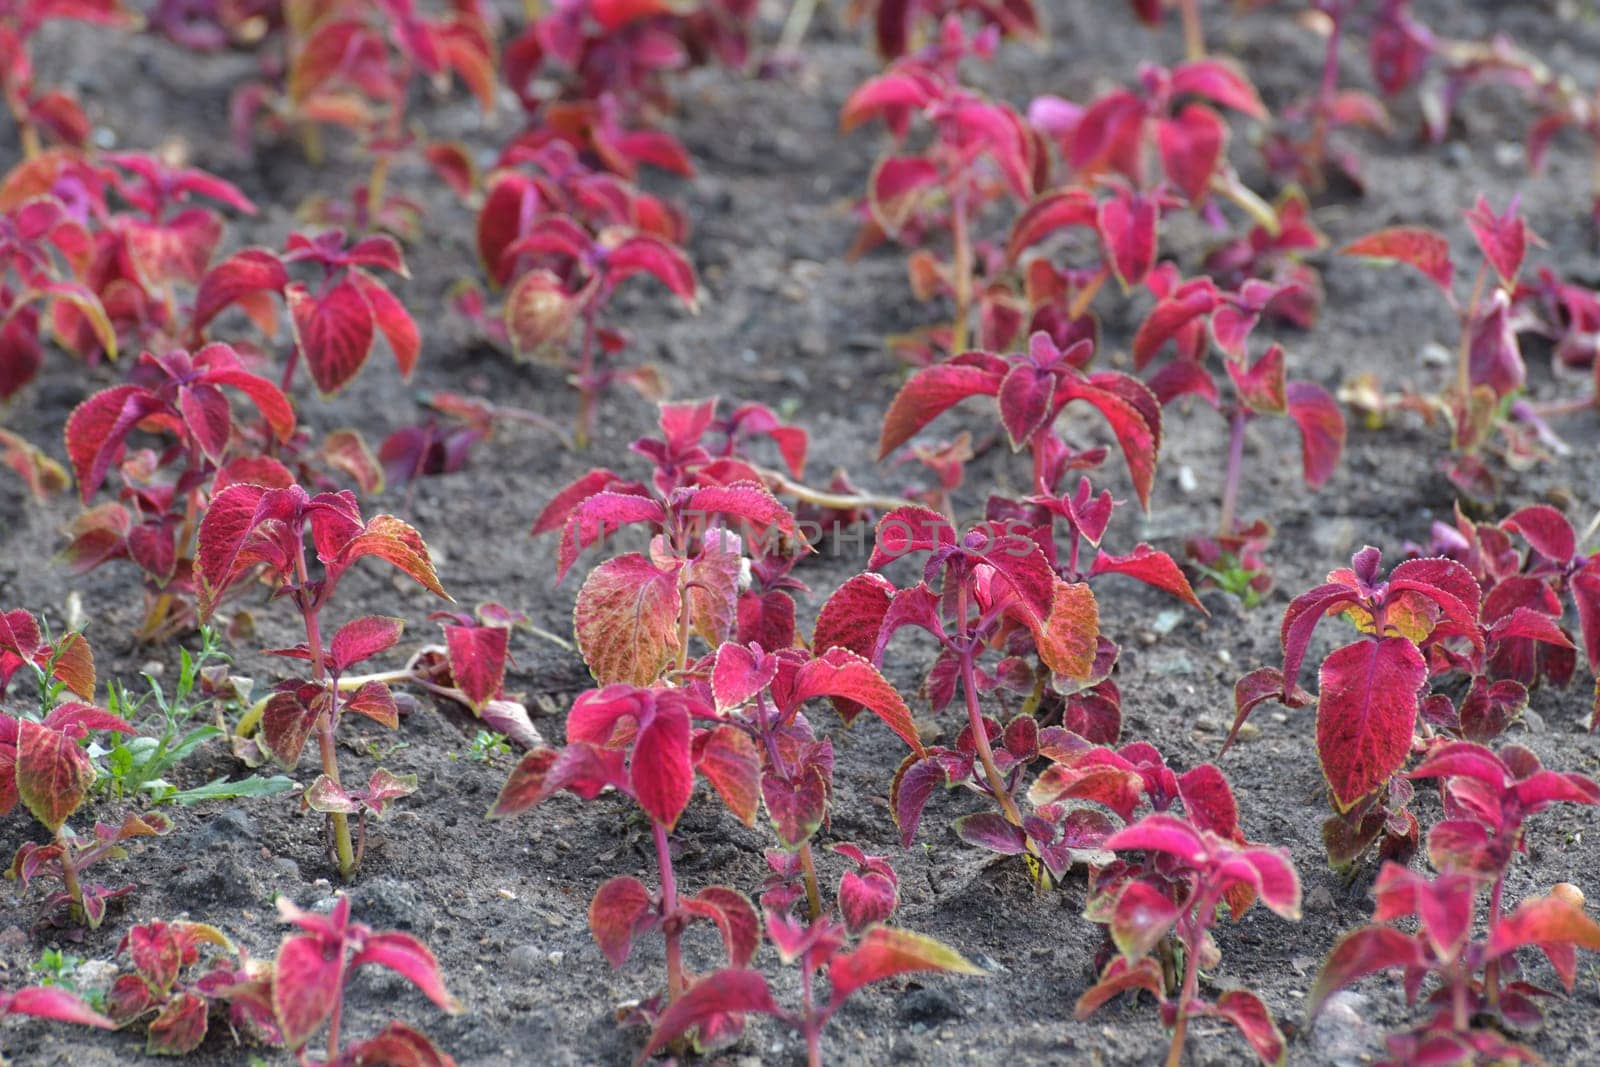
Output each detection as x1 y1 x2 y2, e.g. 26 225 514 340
1419 503 1600 733
842 0 1039 61
271 893 462 1066
700 640 922 919
469 141 698 446
193 480 448 879
62 341 296 641
533 396 904 685
1311 742 1600 1067
813 503 1104 887
502 0 755 136
489 684 767 1048
0 612 173 928
841 17 1043 356
1338 196 1551 497
1036 58 1270 218
1130 261 1346 584
103 919 279 1055
640 887 983 1067
0 1 137 158
235 600 547 753
1075 811 1302 1067
1225 544 1578 870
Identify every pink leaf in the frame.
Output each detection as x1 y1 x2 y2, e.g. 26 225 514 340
351 932 461 1013
710 643 777 713
631 703 694 829
1340 227 1454 294
287 279 375 395
828 927 984 1003
639 970 776 1061
1089 544 1206 612
1214 989 1286 1066
1285 381 1345 489
789 647 923 754
443 623 508 711
574 555 681 687
877 359 1005 459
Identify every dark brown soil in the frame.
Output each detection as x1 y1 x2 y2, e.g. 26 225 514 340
4 1 1600 1065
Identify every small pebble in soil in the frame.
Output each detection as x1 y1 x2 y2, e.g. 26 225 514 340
899 987 963 1025
1176 465 1199 495
1310 990 1382 1067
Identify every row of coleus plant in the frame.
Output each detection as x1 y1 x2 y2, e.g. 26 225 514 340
2 3 1600 1067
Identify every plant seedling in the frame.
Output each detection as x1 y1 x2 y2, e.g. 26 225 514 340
490 684 765 1043
272 893 461 1065
1 612 173 928
1076 812 1302 1067
193 481 448 878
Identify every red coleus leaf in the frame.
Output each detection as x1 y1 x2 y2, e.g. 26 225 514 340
1317 637 1428 812
351 932 461 1014
1464 195 1527 285
694 724 761 827
789 647 923 754
325 1022 453 1067
868 156 940 235
638 970 777 1062
1056 373 1162 512
1104 812 1206 865
1214 989 1287 1067
557 492 667 583
1073 956 1166 1018
1501 505 1575 565
192 247 288 334
710 642 778 713
486 745 624 818
1308 925 1428 1019
763 759 830 848
261 690 321 767
273 933 341 1050
1089 544 1206 612
337 514 448 599
1157 104 1225 202
287 279 376 396
682 886 761 968
828 927 984 1004
329 616 404 673
632 700 694 829
1340 227 1454 294
2 986 115 1028
607 234 698 312
1485 895 1600 988
16 719 94 831
1226 343 1286 415
1171 60 1268 118
442 622 508 711
145 991 210 1055
350 269 420 379
1097 188 1159 289
1285 381 1346 490
64 384 163 502
588 875 656 969
1109 879 1181 960
574 554 681 687
877 357 1005 460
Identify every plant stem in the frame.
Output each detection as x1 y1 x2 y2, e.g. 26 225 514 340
1452 265 1487 446
574 311 598 450
325 940 347 1061
754 694 823 920
295 545 356 880
950 189 973 355
778 0 820 55
653 821 686 1003
800 966 822 1067
753 466 920 514
1178 0 1204 60
1308 11 1343 174
55 826 82 914
1218 404 1248 537
1484 875 1505 1013
1209 172 1279 236
955 590 1024 830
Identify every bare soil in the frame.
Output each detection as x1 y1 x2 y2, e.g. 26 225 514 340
3 1 1600 1064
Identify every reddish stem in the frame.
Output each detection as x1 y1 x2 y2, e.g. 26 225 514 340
955 589 1025 830
652 821 686 1003
1218 404 1248 537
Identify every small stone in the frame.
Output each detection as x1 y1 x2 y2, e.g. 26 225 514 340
1176 466 1199 494
1493 142 1524 169
1419 342 1454 367
899 987 962 1025
1310 990 1382 1067
547 949 565 966
1233 721 1261 742
1151 608 1184 636
507 945 542 975
1305 886 1335 912
92 127 117 149
1193 716 1220 733
270 858 300 881
1269 712 1288 724
1216 648 1232 665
